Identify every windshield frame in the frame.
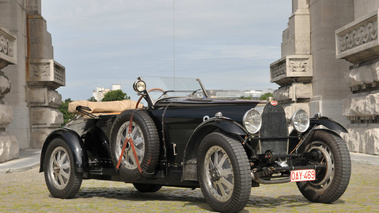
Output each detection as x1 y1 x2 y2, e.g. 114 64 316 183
137 76 209 106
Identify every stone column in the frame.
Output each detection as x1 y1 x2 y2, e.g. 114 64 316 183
0 27 19 162
28 60 65 148
308 0 353 125
26 0 65 148
336 6 379 154
270 0 313 119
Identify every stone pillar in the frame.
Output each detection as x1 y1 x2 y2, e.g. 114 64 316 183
25 0 65 148
0 27 19 162
308 0 353 125
270 0 313 119
336 5 379 154
28 60 65 148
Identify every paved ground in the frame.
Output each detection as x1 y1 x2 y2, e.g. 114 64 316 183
0 161 378 212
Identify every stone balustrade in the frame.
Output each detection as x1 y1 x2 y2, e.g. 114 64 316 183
336 9 379 63
28 59 65 89
270 55 312 86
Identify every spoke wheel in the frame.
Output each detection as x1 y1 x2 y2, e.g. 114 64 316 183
297 130 351 203
308 141 334 188
110 110 159 182
115 121 145 170
198 132 250 213
49 147 71 189
204 146 234 202
44 138 82 198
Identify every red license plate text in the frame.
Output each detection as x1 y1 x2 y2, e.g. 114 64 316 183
290 169 316 182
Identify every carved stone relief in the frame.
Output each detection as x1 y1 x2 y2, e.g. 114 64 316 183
342 126 379 154
270 55 312 86
345 60 379 92
28 59 66 88
338 16 378 53
343 93 379 119
273 83 312 102
0 33 15 58
290 59 308 72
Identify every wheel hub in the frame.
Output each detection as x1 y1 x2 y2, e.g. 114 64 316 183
53 161 61 175
210 167 221 181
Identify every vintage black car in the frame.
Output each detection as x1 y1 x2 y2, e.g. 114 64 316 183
40 77 351 213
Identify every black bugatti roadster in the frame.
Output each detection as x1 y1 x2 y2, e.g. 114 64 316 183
40 76 351 213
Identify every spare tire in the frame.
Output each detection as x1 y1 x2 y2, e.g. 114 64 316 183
110 110 160 181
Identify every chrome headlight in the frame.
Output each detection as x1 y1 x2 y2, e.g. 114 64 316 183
291 109 310 133
243 109 262 134
133 80 146 92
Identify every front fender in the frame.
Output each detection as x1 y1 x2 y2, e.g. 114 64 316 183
310 116 348 133
182 118 246 181
39 128 88 173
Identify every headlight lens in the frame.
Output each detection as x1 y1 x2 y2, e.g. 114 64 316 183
291 109 310 133
133 80 146 92
243 109 262 134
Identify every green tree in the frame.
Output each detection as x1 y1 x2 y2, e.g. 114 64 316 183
239 96 253 100
102 89 130 102
259 92 273 100
87 96 97 102
59 98 75 125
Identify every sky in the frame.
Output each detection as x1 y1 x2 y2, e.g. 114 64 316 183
42 0 292 101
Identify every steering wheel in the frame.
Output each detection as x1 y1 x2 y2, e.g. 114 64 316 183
148 88 165 93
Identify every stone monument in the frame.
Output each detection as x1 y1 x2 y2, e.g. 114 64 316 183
271 0 378 155
0 0 65 162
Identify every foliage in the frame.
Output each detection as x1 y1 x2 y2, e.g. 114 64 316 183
239 96 253 100
59 98 75 125
259 93 273 100
87 96 97 102
102 90 130 102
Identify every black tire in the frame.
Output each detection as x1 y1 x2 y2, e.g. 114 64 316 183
197 132 251 213
110 110 159 182
133 183 162 193
43 138 82 198
297 130 351 203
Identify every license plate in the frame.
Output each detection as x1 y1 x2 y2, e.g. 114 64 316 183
290 169 316 182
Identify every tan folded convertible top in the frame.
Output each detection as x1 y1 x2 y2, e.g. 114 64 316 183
68 100 143 114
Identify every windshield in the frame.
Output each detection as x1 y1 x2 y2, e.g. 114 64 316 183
140 76 207 100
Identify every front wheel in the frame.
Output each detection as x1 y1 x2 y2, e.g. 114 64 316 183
197 132 251 213
43 138 82 198
297 130 351 203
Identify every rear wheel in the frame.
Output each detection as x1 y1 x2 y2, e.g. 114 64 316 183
44 138 82 198
197 132 251 213
297 130 351 203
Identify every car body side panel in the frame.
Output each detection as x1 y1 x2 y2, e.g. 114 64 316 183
152 100 259 166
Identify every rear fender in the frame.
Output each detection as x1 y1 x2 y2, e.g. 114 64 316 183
182 118 246 181
39 128 88 173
